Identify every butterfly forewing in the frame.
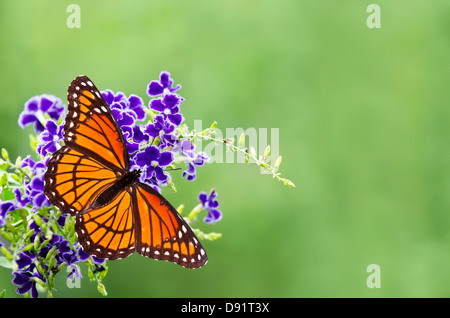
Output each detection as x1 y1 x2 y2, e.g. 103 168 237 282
65 76 128 172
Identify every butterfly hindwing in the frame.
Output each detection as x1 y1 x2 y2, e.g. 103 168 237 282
75 183 208 268
75 188 136 260
134 183 208 268
44 145 118 215
65 76 128 172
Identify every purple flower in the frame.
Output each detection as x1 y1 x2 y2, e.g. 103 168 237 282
131 125 148 144
15 156 50 208
147 71 181 97
36 120 64 156
174 140 209 181
18 95 64 134
29 175 50 209
77 247 105 265
149 93 184 126
103 90 146 122
12 267 44 298
0 201 17 227
16 252 34 270
101 90 147 143
144 115 178 148
134 146 173 186
199 189 222 224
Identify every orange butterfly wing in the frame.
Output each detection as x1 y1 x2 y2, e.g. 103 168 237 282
76 188 136 259
134 183 207 268
64 75 129 172
75 183 208 268
44 146 118 215
44 75 208 268
44 76 128 215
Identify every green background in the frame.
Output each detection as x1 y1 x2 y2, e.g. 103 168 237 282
1 0 449 297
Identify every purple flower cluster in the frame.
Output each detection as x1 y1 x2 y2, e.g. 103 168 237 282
98 71 209 190
12 215 104 298
199 189 222 224
13 156 51 208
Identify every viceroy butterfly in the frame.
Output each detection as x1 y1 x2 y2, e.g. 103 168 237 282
43 75 207 269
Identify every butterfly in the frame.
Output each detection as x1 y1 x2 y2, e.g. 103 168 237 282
43 75 207 268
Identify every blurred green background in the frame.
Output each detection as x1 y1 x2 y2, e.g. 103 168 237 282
1 0 450 297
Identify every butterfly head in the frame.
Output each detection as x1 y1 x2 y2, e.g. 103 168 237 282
130 168 141 180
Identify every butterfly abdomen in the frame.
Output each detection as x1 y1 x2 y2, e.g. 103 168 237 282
91 170 140 209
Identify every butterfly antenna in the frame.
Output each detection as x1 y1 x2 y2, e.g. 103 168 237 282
149 137 155 147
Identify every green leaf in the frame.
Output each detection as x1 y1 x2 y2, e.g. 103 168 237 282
203 232 222 241
29 134 39 153
200 128 210 136
238 133 245 148
1 148 9 161
1 188 15 201
263 145 271 159
210 121 217 131
274 156 282 171
283 179 296 188
97 282 108 296
10 173 22 184
33 214 43 227
0 247 12 262
0 230 14 243
176 204 185 215
167 179 177 193
187 204 203 220
144 108 157 121
0 256 12 269
15 156 22 167
0 173 8 187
